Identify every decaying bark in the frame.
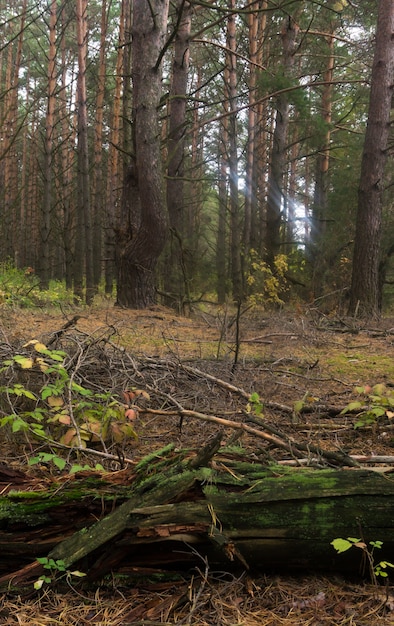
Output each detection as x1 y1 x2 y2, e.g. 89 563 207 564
1 438 394 589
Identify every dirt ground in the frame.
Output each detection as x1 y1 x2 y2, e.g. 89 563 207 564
1 301 394 625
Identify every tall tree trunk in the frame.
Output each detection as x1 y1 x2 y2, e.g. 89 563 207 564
105 0 129 295
216 111 229 305
59 7 76 291
265 12 300 269
309 25 335 296
164 0 192 310
227 0 242 302
188 64 204 271
349 0 394 318
9 0 27 269
74 0 94 304
116 0 170 309
244 3 267 281
0 5 26 265
40 0 57 288
91 0 109 291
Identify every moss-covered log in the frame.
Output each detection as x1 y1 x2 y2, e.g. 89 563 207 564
1 441 394 587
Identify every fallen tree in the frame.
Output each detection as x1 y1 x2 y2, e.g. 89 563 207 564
1 434 394 590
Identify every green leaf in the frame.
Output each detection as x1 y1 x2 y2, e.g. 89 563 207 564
12 418 28 433
21 388 37 400
70 464 90 474
28 456 42 466
53 457 66 471
293 400 304 413
71 382 93 396
369 407 386 417
340 401 362 414
331 538 355 554
41 386 60 400
34 577 49 590
372 383 386 396
49 353 66 362
54 560 66 571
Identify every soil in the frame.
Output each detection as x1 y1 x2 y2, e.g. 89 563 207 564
1 301 394 625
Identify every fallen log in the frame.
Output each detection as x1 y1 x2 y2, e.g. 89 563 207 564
1 436 394 589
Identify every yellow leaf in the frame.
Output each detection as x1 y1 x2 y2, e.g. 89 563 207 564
22 339 40 347
33 342 49 354
35 357 49 372
15 356 34 369
47 396 64 408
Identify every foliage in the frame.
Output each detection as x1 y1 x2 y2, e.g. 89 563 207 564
0 261 76 308
34 557 85 590
0 340 143 470
257 71 310 118
340 383 394 429
331 537 394 585
246 251 289 306
246 392 264 417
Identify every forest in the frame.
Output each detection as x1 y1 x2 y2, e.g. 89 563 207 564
1 1 394 624
1 0 393 317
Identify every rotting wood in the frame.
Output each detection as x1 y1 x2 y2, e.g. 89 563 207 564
1 441 394 588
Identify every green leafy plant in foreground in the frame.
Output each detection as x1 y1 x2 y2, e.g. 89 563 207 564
340 383 394 429
331 537 394 585
34 557 85 590
0 340 143 470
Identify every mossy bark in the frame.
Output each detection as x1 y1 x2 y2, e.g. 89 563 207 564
1 446 394 587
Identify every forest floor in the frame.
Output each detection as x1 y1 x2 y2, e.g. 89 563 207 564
1 300 394 625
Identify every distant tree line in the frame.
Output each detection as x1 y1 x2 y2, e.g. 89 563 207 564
0 0 393 317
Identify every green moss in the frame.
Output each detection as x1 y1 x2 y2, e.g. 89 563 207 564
325 353 394 380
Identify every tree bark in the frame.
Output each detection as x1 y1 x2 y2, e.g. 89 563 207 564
216 116 229 305
91 0 109 291
265 11 300 269
349 0 394 318
226 0 242 302
164 0 192 310
105 0 129 295
116 0 170 309
74 0 94 305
